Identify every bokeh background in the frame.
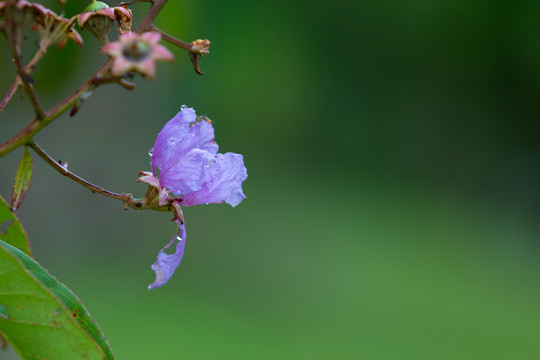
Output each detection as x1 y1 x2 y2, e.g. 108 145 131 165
2 0 540 358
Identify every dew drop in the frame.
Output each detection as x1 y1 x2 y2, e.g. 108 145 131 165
148 148 153 156
180 105 188 110
176 236 182 242
0 304 8 319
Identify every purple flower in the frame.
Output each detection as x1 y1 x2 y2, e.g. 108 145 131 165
139 107 247 289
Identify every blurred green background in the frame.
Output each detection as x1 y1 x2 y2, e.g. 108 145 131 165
2 0 540 359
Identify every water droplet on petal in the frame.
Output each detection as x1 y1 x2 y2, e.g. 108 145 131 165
0 305 8 319
176 236 182 242
148 148 153 156
180 105 188 110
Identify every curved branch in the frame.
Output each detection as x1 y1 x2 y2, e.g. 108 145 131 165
28 140 145 210
1 47 49 114
150 25 194 52
4 23 46 119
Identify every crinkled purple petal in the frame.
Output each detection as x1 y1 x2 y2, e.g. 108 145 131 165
173 118 218 157
148 220 186 290
151 107 194 173
159 149 213 195
151 107 218 174
181 152 247 207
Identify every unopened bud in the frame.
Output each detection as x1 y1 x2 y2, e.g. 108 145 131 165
78 1 133 45
84 1 109 12
78 1 113 45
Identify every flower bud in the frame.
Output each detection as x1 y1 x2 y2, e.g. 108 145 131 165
78 1 132 45
78 1 114 45
84 0 109 12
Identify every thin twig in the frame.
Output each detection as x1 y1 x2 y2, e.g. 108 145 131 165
0 60 112 158
28 140 145 210
24 46 47 72
0 48 48 114
136 0 168 33
0 78 20 113
4 23 46 120
150 25 195 52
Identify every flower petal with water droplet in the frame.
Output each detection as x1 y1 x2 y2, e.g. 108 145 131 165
148 219 186 290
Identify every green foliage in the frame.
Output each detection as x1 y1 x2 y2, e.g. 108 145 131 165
11 147 33 212
0 240 114 360
0 195 31 257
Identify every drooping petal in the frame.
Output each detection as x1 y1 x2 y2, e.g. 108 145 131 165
181 152 247 207
159 149 214 196
67 29 84 47
148 219 186 290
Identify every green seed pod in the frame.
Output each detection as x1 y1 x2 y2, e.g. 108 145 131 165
84 1 110 13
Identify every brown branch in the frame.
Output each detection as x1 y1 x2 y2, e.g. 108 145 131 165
0 60 112 158
0 48 48 114
24 46 47 72
136 0 168 33
4 23 46 120
150 26 210 75
150 25 195 52
28 140 145 210
0 78 20 113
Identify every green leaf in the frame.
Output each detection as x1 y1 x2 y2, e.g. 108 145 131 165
0 195 31 257
0 240 115 360
11 147 33 211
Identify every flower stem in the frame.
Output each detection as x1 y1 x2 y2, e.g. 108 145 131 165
150 25 195 53
28 140 145 210
136 0 169 33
